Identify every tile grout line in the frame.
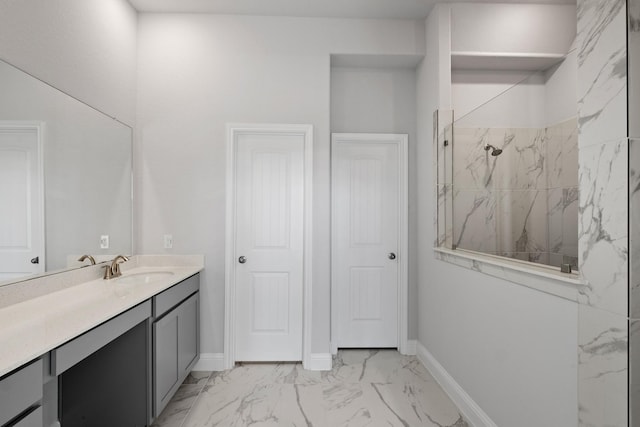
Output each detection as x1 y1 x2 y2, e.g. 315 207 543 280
178 372 214 427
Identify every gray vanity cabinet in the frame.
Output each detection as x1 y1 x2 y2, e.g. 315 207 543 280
153 273 200 418
0 359 43 427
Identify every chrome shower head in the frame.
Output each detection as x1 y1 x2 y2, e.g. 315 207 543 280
484 144 503 156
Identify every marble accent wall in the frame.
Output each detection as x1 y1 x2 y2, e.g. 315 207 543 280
576 0 629 424
451 118 578 268
629 0 640 421
629 141 640 425
632 143 640 313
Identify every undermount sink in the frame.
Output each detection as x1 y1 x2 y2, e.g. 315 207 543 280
115 271 174 285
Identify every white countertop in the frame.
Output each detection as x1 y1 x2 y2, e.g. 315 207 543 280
0 263 202 378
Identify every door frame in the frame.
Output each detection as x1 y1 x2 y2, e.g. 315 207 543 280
0 121 45 277
224 123 313 369
330 133 409 354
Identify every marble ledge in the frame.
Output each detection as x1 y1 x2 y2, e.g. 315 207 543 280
434 247 583 301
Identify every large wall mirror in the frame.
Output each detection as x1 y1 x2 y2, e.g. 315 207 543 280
0 58 132 286
436 49 578 272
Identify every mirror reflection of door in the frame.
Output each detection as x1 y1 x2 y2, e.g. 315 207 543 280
0 123 44 282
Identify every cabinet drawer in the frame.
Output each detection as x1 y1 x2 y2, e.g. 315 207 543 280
0 359 43 426
10 407 42 427
51 300 151 376
154 273 199 318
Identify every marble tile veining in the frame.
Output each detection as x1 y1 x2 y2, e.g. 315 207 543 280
576 0 631 424
578 305 628 427
152 384 208 427
450 119 578 267
576 0 627 148
630 139 640 318
630 320 640 427
452 189 497 252
577 138 628 315
153 350 467 427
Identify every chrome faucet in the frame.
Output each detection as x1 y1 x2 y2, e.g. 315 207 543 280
103 255 129 280
78 254 96 266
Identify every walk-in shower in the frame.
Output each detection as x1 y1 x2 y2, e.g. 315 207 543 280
434 48 579 271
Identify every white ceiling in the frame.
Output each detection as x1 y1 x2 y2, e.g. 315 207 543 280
128 0 575 20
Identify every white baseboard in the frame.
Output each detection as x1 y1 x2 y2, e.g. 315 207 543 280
416 342 497 427
193 353 225 371
304 353 333 371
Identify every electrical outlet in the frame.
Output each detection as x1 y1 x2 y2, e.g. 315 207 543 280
164 234 173 249
100 235 109 249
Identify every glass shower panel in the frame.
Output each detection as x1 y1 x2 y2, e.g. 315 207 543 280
450 52 578 270
434 109 454 249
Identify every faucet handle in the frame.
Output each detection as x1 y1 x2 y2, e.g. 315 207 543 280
102 255 129 280
110 255 129 278
112 262 122 277
102 265 114 280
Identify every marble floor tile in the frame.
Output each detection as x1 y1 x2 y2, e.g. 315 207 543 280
153 349 468 427
184 371 214 386
152 384 206 427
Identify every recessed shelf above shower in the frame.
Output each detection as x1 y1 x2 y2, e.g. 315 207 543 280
451 51 566 71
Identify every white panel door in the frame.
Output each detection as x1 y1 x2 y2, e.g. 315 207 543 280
333 135 402 348
234 133 304 361
0 125 44 282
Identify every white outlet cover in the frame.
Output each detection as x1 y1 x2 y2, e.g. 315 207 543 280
164 234 173 249
100 235 109 249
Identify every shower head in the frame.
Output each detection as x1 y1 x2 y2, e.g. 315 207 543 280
484 144 503 156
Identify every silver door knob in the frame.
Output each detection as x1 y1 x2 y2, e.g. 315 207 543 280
238 256 247 264
388 253 396 260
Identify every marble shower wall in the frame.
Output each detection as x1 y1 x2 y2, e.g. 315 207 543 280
629 0 640 423
631 0 640 322
452 118 578 267
576 0 629 424
547 118 580 268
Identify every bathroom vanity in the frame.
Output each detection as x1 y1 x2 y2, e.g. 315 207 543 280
0 257 202 427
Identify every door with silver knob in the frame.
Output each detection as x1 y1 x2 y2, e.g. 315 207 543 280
331 133 407 349
232 128 306 362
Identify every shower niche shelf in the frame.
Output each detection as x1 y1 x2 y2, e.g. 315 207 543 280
451 51 566 71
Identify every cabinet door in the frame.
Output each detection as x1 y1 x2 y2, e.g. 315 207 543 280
153 292 199 417
153 309 179 415
178 293 199 377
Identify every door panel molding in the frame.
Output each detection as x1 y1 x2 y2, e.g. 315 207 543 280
0 121 45 281
331 133 409 354
225 123 313 369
